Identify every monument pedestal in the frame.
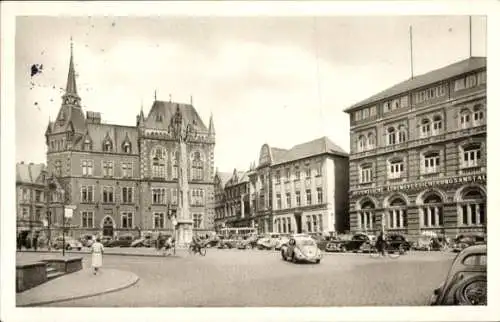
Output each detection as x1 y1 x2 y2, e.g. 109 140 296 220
175 220 194 247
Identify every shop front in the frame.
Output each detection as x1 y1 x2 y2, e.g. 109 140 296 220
350 174 487 239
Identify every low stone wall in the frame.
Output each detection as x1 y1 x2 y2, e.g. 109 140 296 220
16 262 47 293
42 257 83 274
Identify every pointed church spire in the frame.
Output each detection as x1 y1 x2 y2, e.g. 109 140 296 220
208 112 215 136
65 37 78 96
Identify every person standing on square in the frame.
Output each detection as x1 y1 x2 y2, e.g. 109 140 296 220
91 237 104 275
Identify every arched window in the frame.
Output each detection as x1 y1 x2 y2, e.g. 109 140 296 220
398 125 407 143
191 151 204 181
387 127 396 145
420 193 443 228
460 188 486 226
358 135 367 151
472 104 484 126
367 133 375 149
432 115 443 135
460 109 472 129
151 147 166 179
358 200 375 231
421 118 431 137
312 215 318 232
386 197 408 229
287 217 292 233
282 218 287 233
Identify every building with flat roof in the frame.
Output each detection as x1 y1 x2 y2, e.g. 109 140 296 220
344 57 487 240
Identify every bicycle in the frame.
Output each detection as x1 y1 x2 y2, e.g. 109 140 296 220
369 245 403 259
188 243 207 256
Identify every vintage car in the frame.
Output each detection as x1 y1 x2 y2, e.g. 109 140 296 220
101 236 113 246
451 233 486 253
309 234 330 251
205 235 221 248
274 234 291 250
107 235 134 248
385 233 412 253
79 234 95 247
352 234 377 253
257 233 281 250
413 236 449 251
237 235 259 249
52 236 83 251
281 235 322 264
325 235 351 252
131 235 155 248
430 244 486 305
324 233 375 253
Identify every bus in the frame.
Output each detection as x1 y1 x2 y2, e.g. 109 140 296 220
220 227 257 239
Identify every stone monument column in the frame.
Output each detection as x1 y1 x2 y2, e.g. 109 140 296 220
176 139 193 246
169 105 196 247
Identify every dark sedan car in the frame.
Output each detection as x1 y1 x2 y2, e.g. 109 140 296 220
430 244 486 305
107 235 134 247
310 234 330 251
325 233 375 252
451 233 486 253
386 233 412 253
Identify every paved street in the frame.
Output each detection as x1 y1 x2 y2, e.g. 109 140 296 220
18 249 455 307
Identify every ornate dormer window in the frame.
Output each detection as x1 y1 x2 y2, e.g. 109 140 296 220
103 141 112 152
122 133 132 154
83 138 92 151
103 132 113 152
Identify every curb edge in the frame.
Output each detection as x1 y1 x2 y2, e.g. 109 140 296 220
17 274 140 307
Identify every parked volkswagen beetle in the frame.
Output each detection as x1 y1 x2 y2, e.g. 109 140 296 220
430 244 486 306
281 234 322 264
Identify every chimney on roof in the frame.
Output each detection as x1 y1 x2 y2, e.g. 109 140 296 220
86 111 101 124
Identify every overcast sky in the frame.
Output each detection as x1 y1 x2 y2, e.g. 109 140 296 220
15 16 486 172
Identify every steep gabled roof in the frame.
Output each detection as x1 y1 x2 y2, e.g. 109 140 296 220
145 100 208 132
274 136 348 166
344 56 487 112
270 148 288 164
215 171 233 187
16 163 46 185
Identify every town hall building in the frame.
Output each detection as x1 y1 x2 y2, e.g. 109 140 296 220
43 43 216 239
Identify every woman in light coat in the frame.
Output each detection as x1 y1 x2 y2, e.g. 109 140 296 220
91 237 105 275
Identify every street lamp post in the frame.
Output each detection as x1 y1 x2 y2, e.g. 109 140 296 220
60 189 74 256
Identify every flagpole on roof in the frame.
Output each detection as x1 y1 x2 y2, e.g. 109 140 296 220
469 16 472 58
409 25 414 79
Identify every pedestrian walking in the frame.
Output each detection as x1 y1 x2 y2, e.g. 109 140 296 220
16 233 22 251
376 231 386 256
91 237 105 275
33 233 39 252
